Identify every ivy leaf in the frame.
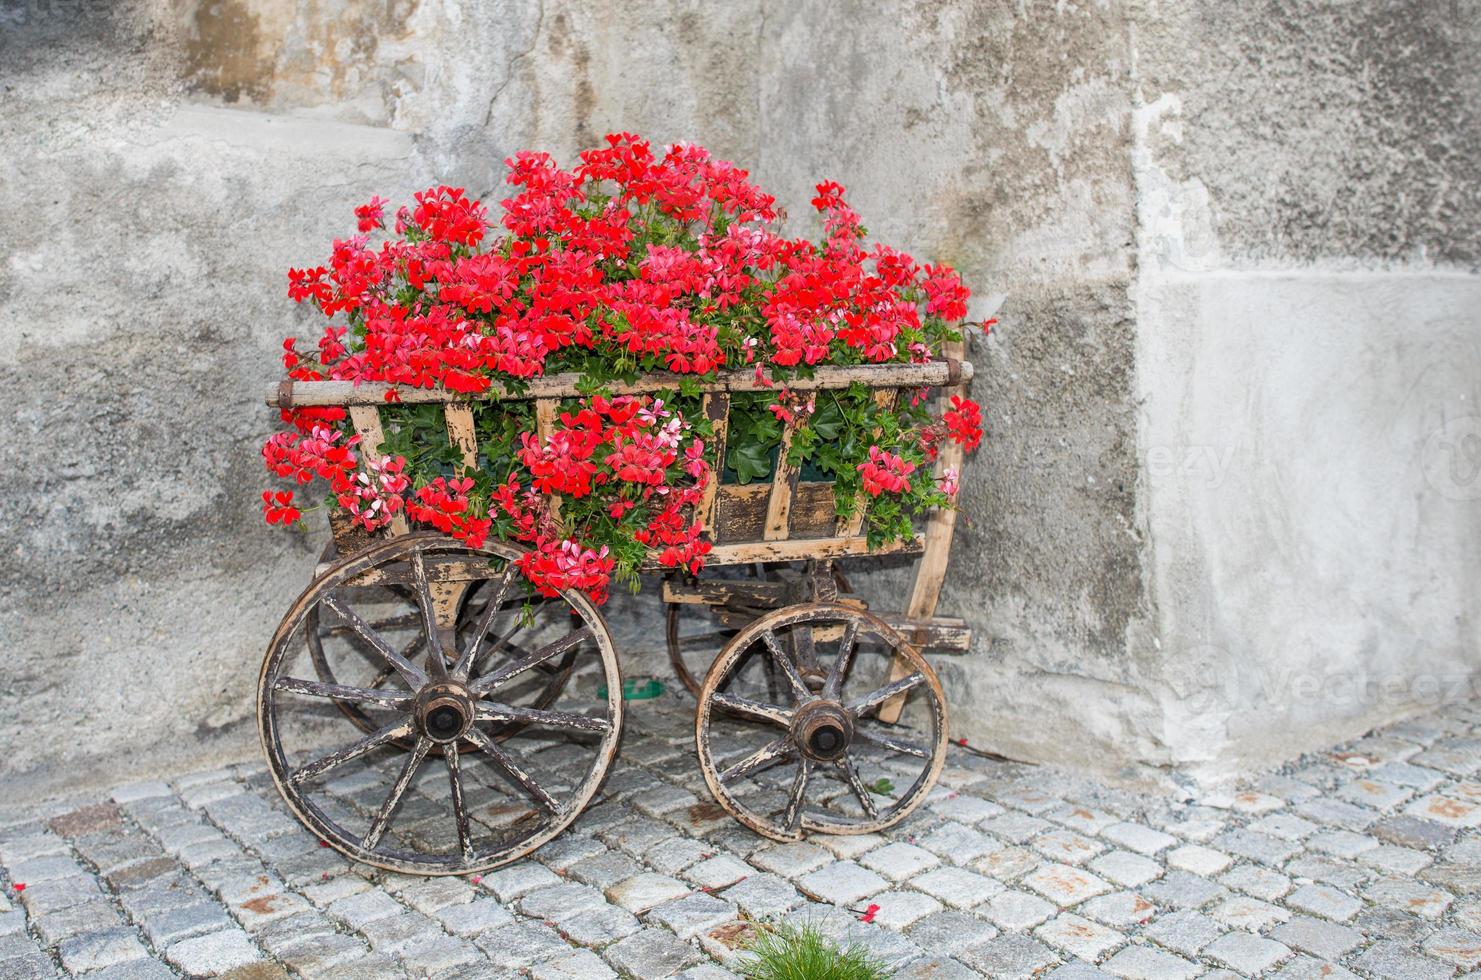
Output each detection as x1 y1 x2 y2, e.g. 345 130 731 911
812 400 845 442
728 441 772 484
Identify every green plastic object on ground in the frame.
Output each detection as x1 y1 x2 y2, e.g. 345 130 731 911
597 676 665 701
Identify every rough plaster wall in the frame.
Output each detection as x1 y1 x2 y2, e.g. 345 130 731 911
1 0 1160 795
1129 0 1481 779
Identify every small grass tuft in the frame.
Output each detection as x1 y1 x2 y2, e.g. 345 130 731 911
739 921 890 980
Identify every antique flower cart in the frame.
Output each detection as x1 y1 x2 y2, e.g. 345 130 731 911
259 350 975 875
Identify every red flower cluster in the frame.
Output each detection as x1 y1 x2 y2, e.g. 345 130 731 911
406 476 491 549
264 133 987 603
858 447 916 497
943 395 983 451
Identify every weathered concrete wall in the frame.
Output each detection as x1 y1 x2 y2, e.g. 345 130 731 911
2 0 1476 796
1128 0 1481 780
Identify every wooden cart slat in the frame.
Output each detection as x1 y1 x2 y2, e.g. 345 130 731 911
697 393 730 531
268 360 971 407
763 424 800 541
444 404 478 472
348 405 409 536
881 337 971 721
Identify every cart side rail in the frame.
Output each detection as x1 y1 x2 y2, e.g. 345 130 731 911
266 360 971 409
270 358 975 567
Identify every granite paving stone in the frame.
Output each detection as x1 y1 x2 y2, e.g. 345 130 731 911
863 888 941 930
957 931 1060 977
1270 914 1365 960
1100 823 1177 856
907 909 999 955
1351 940 1456 980
911 865 1003 909
1079 891 1159 929
795 861 887 906
56 927 150 973
1203 930 1292 973
1102 944 1201 980
1143 909 1223 956
1034 912 1124 962
718 872 801 918
604 926 704 977
163 927 263 975
1420 926 1481 970
1090 850 1164 888
0 695 1477 979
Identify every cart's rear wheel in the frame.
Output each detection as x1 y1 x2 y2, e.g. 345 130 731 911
695 603 947 842
260 533 623 875
666 562 852 698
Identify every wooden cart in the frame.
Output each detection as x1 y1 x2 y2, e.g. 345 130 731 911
258 351 975 875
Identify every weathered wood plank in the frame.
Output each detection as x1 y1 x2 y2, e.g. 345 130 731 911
697 393 730 535
444 404 478 473
661 578 791 607
268 360 973 407
880 336 970 722
764 426 800 541
716 482 835 544
534 399 559 441
878 613 972 653
534 399 561 522
322 556 510 587
659 534 923 569
348 405 409 536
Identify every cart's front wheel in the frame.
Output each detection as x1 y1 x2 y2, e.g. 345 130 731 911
259 533 623 875
695 603 948 842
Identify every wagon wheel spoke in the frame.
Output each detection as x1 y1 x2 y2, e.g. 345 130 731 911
273 677 413 710
709 692 792 728
322 612 419 636
848 673 926 716
791 623 819 673
289 719 414 786
468 619 529 681
409 549 448 680
838 755 880 820
475 703 611 733
264 535 625 875
694 604 949 844
782 758 812 833
854 726 930 758
320 593 426 689
465 728 560 813
821 618 860 701
758 630 812 704
471 627 592 696
719 736 794 784
446 744 474 862
363 736 432 851
455 563 518 678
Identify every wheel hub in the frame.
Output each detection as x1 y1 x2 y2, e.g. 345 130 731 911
792 700 853 762
415 682 473 743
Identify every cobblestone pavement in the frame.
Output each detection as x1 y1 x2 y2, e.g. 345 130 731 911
2 693 1480 980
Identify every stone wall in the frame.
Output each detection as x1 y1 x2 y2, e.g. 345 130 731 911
1 0 1475 796
1128 0 1481 780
